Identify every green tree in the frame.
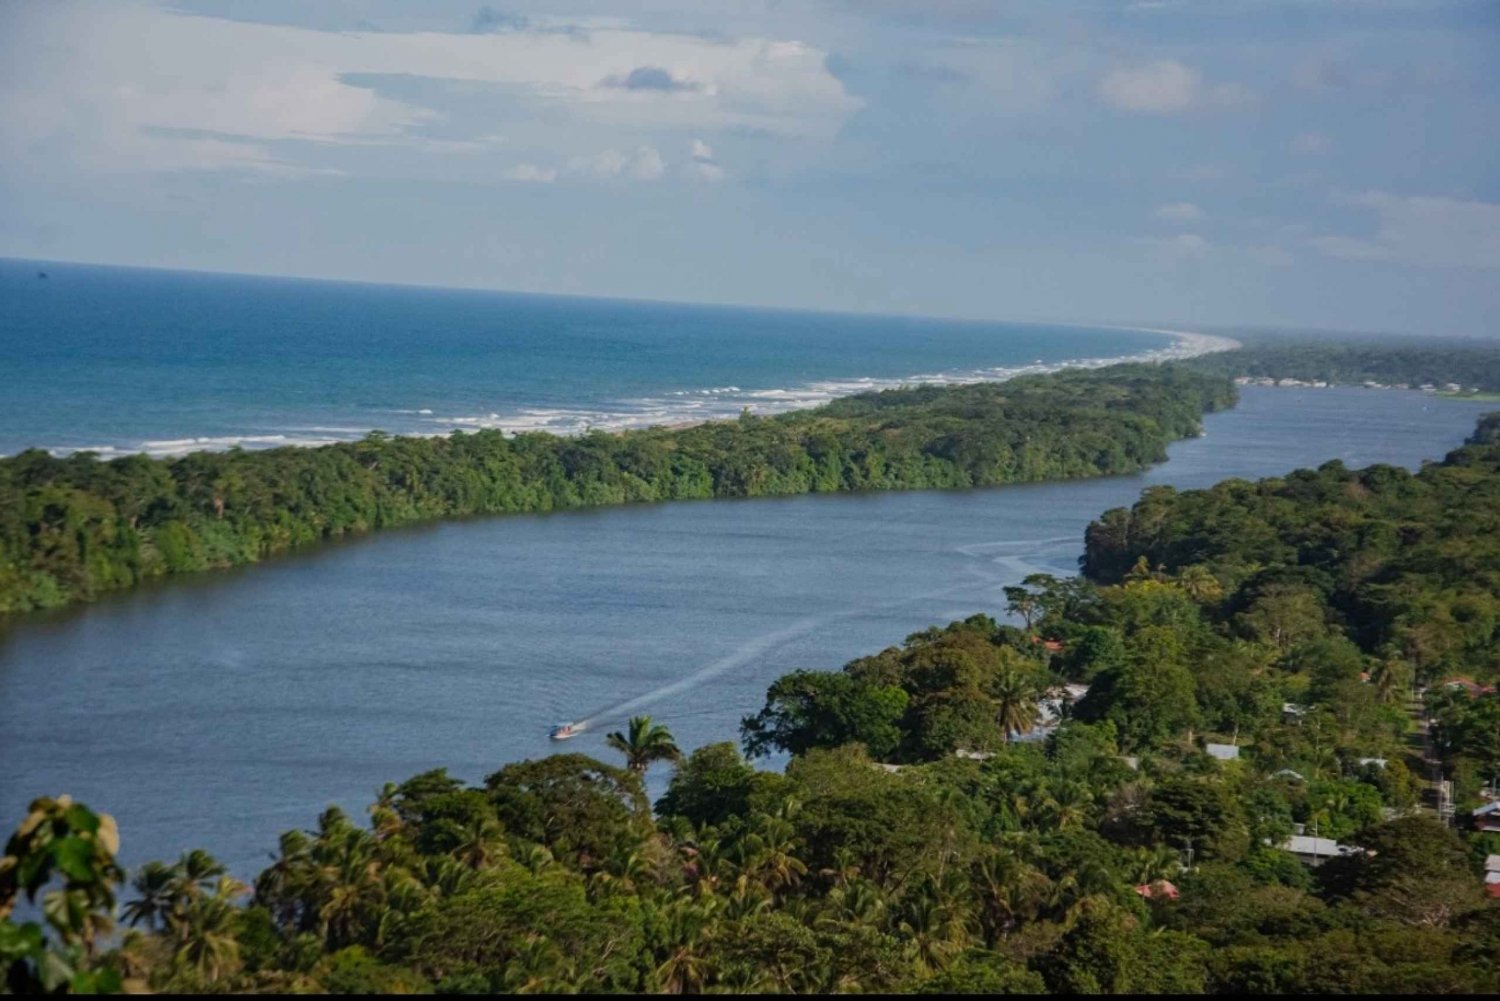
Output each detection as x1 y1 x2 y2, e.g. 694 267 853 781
605 715 683 775
656 742 766 828
1319 816 1480 927
742 670 909 760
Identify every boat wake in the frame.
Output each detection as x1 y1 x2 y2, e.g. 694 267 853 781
571 531 1089 733
572 575 1009 732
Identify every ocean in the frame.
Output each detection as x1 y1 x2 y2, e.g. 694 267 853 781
0 258 1201 457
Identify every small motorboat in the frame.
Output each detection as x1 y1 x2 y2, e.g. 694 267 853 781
549 722 578 740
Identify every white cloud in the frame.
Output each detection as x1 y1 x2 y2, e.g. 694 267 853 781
1290 132 1332 156
1098 61 1199 113
0 1 858 179
1311 191 1500 270
1139 232 1210 260
501 163 557 183
1097 60 1250 115
686 138 726 181
1170 233 1210 256
1155 202 1203 223
1308 234 1389 261
565 147 666 181
628 148 667 181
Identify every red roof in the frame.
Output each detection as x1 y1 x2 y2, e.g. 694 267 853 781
1134 880 1179 900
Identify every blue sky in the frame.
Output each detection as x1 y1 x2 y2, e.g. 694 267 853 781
1 1 1496 335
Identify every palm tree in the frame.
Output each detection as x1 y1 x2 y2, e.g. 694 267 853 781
974 852 1048 944
172 876 246 985
174 850 226 897
255 829 314 931
1370 657 1410 704
896 875 970 974
124 850 231 944
1042 780 1092 830
991 668 1039 742
368 782 405 841
744 816 807 894
1127 845 1182 885
590 846 651 896
502 935 576 994
451 814 507 870
653 898 717 993
315 828 386 949
1177 565 1223 603
823 878 885 927
518 843 555 874
122 860 179 931
605 715 682 775
679 836 725 899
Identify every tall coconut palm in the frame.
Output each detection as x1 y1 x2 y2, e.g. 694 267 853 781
605 715 682 775
681 836 727 899
315 828 386 949
974 852 1048 944
122 860 179 932
450 814 507 870
172 876 246 985
653 897 718 993
896 874 970 974
1369 657 1410 704
991 668 1039 742
744 816 807 894
254 829 314 931
1177 565 1223 603
823 878 885 927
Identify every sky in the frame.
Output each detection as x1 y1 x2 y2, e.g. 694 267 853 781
1 0 1497 336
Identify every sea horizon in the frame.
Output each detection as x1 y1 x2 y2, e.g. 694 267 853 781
0 256 1234 459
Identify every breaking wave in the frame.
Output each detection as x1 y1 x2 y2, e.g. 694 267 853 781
41 328 1238 459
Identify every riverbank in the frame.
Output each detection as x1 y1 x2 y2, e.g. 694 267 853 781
0 364 1234 617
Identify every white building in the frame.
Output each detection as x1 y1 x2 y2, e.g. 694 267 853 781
1281 835 1359 866
1205 742 1240 761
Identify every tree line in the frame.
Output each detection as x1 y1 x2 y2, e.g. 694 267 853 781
1183 336 1500 392
0 363 1232 617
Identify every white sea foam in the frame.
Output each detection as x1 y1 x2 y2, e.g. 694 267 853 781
39 326 1239 458
99 433 349 458
420 326 1238 441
